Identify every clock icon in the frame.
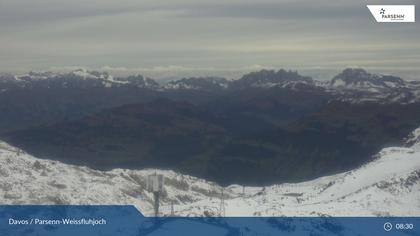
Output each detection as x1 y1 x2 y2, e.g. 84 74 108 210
384 222 393 232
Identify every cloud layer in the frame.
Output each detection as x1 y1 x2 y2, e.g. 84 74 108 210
0 0 419 79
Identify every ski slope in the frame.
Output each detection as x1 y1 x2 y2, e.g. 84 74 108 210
0 128 419 217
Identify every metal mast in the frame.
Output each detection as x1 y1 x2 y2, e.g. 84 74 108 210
146 173 164 217
170 201 175 216
219 188 226 217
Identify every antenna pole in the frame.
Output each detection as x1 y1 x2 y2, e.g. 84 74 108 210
219 188 226 217
153 191 160 217
147 173 164 217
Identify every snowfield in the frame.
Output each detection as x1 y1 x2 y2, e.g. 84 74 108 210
0 128 419 217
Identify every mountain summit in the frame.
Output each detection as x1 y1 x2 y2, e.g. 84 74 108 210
330 68 405 89
233 69 314 89
164 77 229 91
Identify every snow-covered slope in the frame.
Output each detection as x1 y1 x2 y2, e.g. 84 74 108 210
322 68 420 103
231 69 315 90
0 69 160 89
329 68 406 90
2 68 420 103
0 142 228 216
164 77 229 91
1 128 419 217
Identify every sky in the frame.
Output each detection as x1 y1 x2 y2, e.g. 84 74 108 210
0 0 419 80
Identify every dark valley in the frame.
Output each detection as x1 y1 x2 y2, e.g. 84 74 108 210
1 68 420 185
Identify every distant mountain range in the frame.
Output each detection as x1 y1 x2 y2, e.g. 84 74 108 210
2 68 420 103
1 68 419 185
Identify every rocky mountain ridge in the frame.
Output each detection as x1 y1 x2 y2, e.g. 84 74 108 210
1 68 419 103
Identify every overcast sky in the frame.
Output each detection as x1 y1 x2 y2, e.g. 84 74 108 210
0 0 419 80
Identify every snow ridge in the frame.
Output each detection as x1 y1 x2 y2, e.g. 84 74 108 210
0 128 420 217
2 68 420 103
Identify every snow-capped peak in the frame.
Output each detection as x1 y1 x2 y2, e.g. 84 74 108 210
70 68 99 79
329 68 405 90
20 71 59 80
0 69 163 89
113 74 160 89
233 69 314 89
164 77 229 90
323 68 420 103
66 69 115 82
406 127 420 151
